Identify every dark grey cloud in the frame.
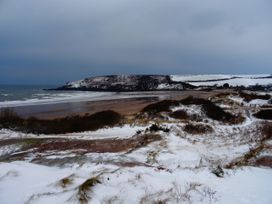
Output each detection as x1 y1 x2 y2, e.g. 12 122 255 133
0 0 271 84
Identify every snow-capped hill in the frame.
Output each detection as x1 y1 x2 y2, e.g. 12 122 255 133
56 75 193 91
54 74 272 92
171 74 272 87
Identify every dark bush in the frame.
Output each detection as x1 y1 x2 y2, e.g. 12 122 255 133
261 122 272 140
141 97 244 124
239 91 271 102
142 100 180 114
184 123 213 134
253 109 272 120
148 124 170 133
170 110 189 120
212 165 224 178
223 83 229 88
180 96 237 123
0 110 121 134
215 92 231 98
0 108 23 128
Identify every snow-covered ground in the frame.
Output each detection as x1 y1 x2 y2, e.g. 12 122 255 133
0 124 147 141
171 74 272 87
0 92 272 204
1 161 272 204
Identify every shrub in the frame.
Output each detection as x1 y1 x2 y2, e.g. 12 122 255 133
142 100 180 114
0 108 23 128
212 165 224 178
170 110 189 120
180 96 237 123
261 122 272 140
148 124 170 133
0 110 122 134
184 123 213 134
253 109 272 120
239 91 271 102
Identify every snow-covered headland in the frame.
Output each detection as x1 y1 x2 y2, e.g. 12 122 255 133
54 74 272 92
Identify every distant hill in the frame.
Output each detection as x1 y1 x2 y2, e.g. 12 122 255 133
53 74 272 92
54 75 194 92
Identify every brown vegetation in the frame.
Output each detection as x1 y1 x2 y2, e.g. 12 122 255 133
225 122 272 169
239 91 271 102
147 124 170 133
36 134 161 153
255 156 272 168
253 109 272 120
78 177 101 203
0 109 121 134
0 134 162 157
141 96 244 124
183 123 213 134
170 110 189 120
180 96 242 123
141 100 180 114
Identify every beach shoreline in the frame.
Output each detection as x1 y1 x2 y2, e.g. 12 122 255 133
2 90 226 119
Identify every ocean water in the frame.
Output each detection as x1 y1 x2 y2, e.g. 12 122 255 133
0 85 167 108
0 85 114 108
0 85 55 101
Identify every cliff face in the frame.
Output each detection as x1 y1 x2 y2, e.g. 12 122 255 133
56 75 194 91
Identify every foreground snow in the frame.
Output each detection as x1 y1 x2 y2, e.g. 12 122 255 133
0 161 271 204
1 117 271 204
0 124 147 141
0 92 272 203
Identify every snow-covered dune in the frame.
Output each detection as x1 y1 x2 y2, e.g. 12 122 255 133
1 91 272 203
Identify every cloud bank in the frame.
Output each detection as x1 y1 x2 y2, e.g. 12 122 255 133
0 0 271 84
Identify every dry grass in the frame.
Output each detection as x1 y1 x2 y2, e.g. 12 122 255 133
0 109 122 134
141 100 180 114
0 134 162 157
59 176 73 188
180 96 240 123
255 156 272 167
141 96 244 124
226 122 272 168
170 110 189 120
239 91 271 102
183 123 213 134
78 176 101 203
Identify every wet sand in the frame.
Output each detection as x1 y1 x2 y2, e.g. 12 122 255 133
6 90 225 119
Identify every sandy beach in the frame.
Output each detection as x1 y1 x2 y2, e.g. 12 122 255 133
7 90 226 119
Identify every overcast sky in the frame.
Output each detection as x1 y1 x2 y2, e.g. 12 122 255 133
0 0 272 84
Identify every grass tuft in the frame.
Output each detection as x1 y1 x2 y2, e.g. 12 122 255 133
184 123 213 134
78 177 101 203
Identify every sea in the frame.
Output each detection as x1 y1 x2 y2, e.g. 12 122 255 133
0 85 114 108
0 85 165 108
